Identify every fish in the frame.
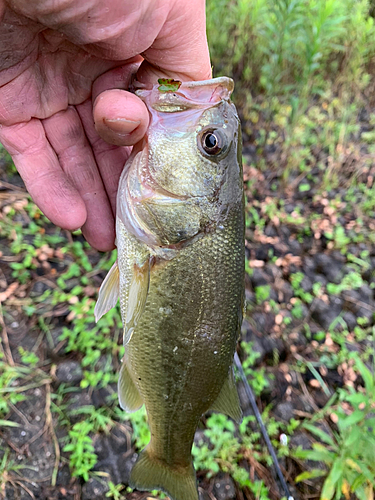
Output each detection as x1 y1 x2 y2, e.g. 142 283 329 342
95 76 245 500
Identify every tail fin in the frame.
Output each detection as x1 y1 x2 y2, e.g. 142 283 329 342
129 448 198 500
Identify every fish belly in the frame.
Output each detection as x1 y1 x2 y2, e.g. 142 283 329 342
126 207 244 468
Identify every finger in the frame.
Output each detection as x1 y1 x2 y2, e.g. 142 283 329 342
43 106 115 251
92 62 149 147
76 98 130 216
139 0 212 83
93 89 149 147
0 119 87 230
92 60 142 100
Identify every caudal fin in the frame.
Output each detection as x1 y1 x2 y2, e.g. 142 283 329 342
129 448 198 500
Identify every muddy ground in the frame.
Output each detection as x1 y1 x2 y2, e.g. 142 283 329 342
0 100 374 500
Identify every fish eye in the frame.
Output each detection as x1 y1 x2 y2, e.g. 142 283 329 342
199 128 228 158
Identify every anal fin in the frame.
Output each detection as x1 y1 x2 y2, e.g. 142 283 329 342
118 358 143 413
209 367 243 423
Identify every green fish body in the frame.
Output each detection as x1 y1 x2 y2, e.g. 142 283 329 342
95 77 245 500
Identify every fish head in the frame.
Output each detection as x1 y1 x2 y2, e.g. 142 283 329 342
117 77 243 249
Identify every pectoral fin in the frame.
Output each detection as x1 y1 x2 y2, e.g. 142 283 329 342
124 257 151 345
210 367 242 423
94 262 120 322
118 358 143 412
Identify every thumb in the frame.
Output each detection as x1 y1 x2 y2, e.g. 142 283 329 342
93 0 211 147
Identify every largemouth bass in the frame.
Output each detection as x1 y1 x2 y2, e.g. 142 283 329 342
95 76 245 500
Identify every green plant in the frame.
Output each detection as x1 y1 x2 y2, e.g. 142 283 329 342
69 406 114 432
17 347 39 367
120 406 151 450
193 414 240 477
207 0 375 102
241 342 270 395
63 420 98 481
326 270 364 295
62 406 115 480
295 354 375 500
290 272 314 303
0 448 37 497
291 298 305 320
58 289 122 390
255 285 271 304
0 356 35 417
193 411 277 499
105 482 126 499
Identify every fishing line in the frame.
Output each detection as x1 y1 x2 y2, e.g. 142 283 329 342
234 352 294 500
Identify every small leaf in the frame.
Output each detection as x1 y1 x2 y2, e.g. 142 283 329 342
0 419 20 428
344 426 362 447
304 423 337 448
294 446 335 464
295 469 327 482
321 459 344 500
354 357 374 392
158 79 182 92
298 183 311 192
338 410 365 430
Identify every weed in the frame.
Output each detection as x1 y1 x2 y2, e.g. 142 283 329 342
63 421 98 481
291 299 305 320
58 293 122 389
0 356 33 416
119 406 150 450
60 406 116 480
0 448 37 497
255 285 271 304
295 354 375 500
105 482 126 499
326 270 364 295
241 342 270 395
17 347 39 367
290 272 314 304
193 410 283 499
69 406 114 433
208 0 375 105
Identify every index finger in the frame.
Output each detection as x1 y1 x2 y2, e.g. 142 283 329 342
0 119 87 231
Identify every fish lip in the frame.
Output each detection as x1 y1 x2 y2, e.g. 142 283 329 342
134 76 234 92
180 76 234 93
135 76 234 112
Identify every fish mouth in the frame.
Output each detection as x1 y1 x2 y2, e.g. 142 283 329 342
135 77 234 114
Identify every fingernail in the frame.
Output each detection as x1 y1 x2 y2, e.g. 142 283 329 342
103 118 141 134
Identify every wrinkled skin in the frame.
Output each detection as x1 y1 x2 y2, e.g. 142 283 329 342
0 0 211 250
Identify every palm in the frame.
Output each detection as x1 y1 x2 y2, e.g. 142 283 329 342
0 1 211 250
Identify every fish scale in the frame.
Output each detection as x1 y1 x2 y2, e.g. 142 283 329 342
95 77 244 500
125 208 244 456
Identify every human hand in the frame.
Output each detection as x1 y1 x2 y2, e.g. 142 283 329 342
0 0 211 250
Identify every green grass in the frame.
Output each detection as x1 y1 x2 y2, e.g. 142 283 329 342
294 353 375 500
207 0 375 100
